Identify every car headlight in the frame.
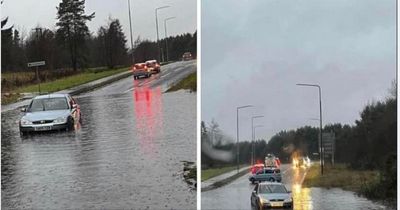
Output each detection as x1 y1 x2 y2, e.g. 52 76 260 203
54 116 67 123
20 119 32 125
260 198 269 204
284 197 293 202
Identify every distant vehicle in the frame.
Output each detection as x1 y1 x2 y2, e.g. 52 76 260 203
145 60 161 74
249 167 282 184
265 154 280 168
182 52 192 61
275 157 281 167
132 63 151 79
250 182 293 210
19 94 81 135
293 156 310 168
251 163 265 174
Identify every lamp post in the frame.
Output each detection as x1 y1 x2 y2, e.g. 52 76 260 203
164 16 176 62
236 105 253 173
296 83 323 175
155 5 170 62
127 0 135 64
253 125 263 165
251 115 264 165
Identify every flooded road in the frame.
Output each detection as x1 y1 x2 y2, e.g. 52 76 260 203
2 61 197 209
201 164 392 210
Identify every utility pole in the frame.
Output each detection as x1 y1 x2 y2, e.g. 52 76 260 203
32 27 43 94
128 0 135 64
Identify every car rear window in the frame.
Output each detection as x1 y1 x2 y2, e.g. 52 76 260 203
30 97 69 112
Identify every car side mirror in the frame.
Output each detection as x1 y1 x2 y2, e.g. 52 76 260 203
20 107 26 112
252 190 256 195
72 104 78 109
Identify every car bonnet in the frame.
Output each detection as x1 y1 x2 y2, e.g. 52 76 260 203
22 109 71 122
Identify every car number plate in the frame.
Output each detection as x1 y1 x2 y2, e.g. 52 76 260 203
35 126 52 131
271 202 283 207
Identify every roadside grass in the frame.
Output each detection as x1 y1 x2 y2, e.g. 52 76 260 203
1 94 20 105
202 165 248 181
167 71 196 92
1 67 129 105
302 163 379 192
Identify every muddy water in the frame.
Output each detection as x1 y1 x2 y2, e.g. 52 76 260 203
2 89 196 209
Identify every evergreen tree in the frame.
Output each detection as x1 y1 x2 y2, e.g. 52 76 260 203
56 0 94 71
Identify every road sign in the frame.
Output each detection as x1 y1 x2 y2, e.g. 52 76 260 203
27 61 45 67
27 61 46 94
322 132 335 165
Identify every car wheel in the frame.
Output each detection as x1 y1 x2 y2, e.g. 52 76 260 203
269 177 275 182
20 130 28 137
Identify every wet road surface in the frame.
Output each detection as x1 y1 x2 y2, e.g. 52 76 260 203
202 164 391 210
2 61 197 209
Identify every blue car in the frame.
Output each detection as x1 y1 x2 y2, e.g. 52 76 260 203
249 167 282 184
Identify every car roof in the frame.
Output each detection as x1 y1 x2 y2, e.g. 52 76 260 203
34 94 69 99
135 63 146 65
145 60 157 63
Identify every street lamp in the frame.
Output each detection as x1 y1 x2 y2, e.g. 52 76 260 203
253 125 263 165
296 83 323 175
251 115 264 165
155 5 170 62
164 16 176 62
236 105 253 173
127 0 135 64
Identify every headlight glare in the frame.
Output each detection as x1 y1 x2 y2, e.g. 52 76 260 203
284 197 293 202
20 119 32 125
54 117 67 123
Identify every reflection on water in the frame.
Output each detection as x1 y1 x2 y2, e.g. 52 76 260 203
132 82 163 158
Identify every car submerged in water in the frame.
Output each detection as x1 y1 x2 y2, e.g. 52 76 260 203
19 94 81 136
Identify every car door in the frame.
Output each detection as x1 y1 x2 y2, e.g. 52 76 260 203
259 169 267 181
251 184 258 207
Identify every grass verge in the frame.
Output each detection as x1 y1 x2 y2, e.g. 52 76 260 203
2 67 128 105
302 163 379 192
202 165 248 182
167 71 196 92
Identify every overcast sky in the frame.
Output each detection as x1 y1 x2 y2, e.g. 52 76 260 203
2 0 196 43
202 0 396 142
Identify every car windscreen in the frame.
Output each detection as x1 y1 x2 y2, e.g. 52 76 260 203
259 184 287 194
29 97 69 112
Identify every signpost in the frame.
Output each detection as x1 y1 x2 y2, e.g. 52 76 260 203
27 61 45 94
322 131 335 165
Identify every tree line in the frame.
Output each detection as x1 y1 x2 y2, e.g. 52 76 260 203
1 0 196 73
202 85 396 172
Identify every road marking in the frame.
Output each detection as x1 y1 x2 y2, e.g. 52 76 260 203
123 87 135 93
161 72 171 78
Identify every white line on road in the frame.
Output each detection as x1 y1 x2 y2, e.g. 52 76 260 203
123 87 135 93
161 72 171 78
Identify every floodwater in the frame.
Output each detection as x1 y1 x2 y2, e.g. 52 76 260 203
2 86 196 209
202 164 393 210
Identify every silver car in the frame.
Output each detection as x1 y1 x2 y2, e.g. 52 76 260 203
249 167 282 184
19 94 81 135
251 182 293 209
